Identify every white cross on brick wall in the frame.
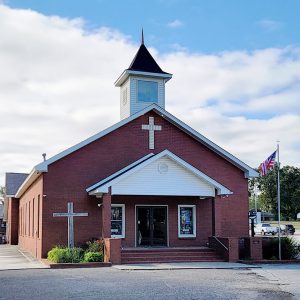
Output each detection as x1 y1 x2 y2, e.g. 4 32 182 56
142 117 162 150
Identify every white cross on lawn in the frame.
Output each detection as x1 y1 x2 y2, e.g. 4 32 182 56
142 116 162 149
53 202 88 248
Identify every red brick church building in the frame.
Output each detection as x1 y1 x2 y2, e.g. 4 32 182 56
5 38 260 263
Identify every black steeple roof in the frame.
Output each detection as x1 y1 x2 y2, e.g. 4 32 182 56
127 42 170 75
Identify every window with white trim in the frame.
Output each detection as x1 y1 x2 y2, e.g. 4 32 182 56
178 205 196 238
111 204 125 238
138 80 158 103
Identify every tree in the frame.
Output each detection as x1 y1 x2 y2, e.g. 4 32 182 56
0 186 4 198
249 165 300 220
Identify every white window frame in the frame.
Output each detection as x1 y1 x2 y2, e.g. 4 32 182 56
178 205 196 238
111 204 125 238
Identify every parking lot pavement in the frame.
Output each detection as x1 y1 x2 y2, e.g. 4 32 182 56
253 264 300 299
0 245 47 270
253 228 300 240
0 267 292 299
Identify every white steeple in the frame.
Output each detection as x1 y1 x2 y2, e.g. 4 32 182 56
115 31 172 120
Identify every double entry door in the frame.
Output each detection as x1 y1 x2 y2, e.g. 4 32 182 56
136 206 167 247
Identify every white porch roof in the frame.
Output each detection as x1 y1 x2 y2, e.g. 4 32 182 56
87 150 232 197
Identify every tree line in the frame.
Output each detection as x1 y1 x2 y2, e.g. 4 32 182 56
249 165 300 220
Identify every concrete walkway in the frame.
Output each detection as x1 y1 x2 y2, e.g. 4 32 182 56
0 245 47 270
113 261 260 270
253 264 300 299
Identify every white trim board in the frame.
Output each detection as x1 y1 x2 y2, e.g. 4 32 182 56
16 104 258 198
115 70 172 86
88 149 232 196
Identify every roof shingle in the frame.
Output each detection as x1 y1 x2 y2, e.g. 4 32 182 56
127 44 170 75
5 173 28 196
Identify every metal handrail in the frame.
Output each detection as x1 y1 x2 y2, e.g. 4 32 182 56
211 236 228 251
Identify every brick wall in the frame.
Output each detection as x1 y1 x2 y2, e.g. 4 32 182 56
19 111 249 258
18 176 43 259
6 197 19 245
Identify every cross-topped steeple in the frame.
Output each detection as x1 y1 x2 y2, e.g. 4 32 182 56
115 31 172 120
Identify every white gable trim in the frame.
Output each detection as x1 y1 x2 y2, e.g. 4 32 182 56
115 70 172 87
34 104 258 177
88 150 232 196
17 104 258 198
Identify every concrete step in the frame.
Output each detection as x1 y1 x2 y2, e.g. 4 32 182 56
121 247 225 264
122 256 223 261
122 258 225 264
122 252 218 258
122 247 212 253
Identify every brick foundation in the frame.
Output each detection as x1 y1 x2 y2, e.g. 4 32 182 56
104 238 121 264
209 237 239 262
244 237 263 260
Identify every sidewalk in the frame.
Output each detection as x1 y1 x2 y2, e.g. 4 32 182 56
113 261 261 270
253 264 300 299
0 245 47 270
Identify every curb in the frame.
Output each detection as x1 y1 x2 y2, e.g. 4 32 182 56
42 259 112 269
239 259 300 264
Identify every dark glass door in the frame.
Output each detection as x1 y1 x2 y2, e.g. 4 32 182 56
136 206 167 247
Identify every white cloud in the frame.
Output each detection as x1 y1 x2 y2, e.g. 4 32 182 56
0 4 299 186
257 19 282 32
169 43 187 52
167 19 183 28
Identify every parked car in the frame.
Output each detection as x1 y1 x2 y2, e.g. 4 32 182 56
254 223 278 235
280 224 295 235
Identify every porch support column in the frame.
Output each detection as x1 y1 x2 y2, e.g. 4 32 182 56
213 195 222 236
102 190 111 238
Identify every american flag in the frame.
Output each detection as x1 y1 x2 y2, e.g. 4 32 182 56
258 151 277 176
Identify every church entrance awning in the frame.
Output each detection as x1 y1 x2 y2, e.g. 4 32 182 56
86 150 232 197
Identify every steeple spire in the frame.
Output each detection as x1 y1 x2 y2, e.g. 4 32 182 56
141 28 144 45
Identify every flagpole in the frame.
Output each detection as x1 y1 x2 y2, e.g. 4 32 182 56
277 141 281 260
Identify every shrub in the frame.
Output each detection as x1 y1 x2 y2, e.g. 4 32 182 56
86 240 103 253
68 247 84 263
263 237 300 259
84 251 103 262
47 246 65 263
47 246 84 263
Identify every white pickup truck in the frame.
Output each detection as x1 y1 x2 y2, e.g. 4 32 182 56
254 223 278 235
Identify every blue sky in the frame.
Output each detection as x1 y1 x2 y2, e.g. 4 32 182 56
0 2 299 185
6 0 300 53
